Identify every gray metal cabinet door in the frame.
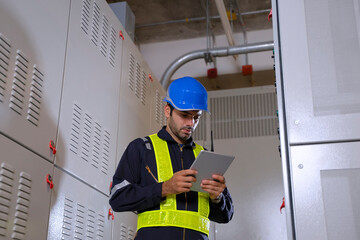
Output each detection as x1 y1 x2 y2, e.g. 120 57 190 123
291 142 360 240
112 212 137 240
56 0 123 195
275 0 360 144
48 168 112 240
116 31 152 165
0 0 70 161
0 134 53 240
149 75 167 135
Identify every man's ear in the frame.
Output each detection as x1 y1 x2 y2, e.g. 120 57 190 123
164 104 170 118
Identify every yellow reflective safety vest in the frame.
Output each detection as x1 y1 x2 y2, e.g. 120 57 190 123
137 134 210 235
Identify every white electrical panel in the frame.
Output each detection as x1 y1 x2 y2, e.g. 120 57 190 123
1 1 166 239
0 0 70 161
275 0 360 145
112 212 137 240
149 74 167 134
0 134 53 240
273 0 360 239
290 142 360 240
56 0 123 195
116 29 153 165
48 168 112 240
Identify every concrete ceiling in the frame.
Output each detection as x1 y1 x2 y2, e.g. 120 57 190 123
106 0 273 45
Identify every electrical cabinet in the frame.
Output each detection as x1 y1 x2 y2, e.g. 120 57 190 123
1 0 166 239
112 212 137 240
273 0 360 239
116 29 153 165
274 0 360 145
48 167 112 240
0 0 70 161
0 134 53 240
56 0 123 195
149 74 167 134
291 142 360 239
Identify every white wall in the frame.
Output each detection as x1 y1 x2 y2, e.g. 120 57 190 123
213 136 287 240
139 29 274 81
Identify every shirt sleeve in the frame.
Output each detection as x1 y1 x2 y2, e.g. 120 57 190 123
208 187 234 223
109 138 163 212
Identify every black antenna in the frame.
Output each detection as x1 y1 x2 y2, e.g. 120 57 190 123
211 130 214 152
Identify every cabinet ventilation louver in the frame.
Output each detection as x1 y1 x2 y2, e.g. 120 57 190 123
62 197 106 239
155 90 165 126
81 0 117 68
128 227 135 239
128 53 135 91
91 1 100 46
10 50 28 115
92 121 101 169
81 0 91 35
97 212 105 238
70 103 81 155
0 163 15 237
102 130 110 175
120 224 127 240
100 15 109 58
0 33 44 127
128 54 148 105
140 70 147 105
70 102 110 176
62 197 74 238
120 223 135 240
135 63 141 99
109 27 116 67
87 209 96 238
83 112 92 163
75 203 85 238
27 65 43 126
12 172 32 240
0 33 11 103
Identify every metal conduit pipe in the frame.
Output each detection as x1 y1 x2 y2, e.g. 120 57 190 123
160 41 274 88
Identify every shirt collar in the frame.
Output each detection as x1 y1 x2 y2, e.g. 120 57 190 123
157 126 195 148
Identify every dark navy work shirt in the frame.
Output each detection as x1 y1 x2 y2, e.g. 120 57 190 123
109 127 234 240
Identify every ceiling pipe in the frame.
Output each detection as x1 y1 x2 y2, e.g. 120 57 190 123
160 41 274 88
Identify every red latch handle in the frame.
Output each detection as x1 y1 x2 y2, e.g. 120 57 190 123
49 140 56 155
46 174 54 189
108 208 114 220
268 9 272 22
280 197 285 213
119 31 124 40
148 74 153 82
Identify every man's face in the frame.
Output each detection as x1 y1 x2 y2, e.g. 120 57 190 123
165 105 202 144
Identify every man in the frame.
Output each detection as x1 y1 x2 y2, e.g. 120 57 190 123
109 76 234 240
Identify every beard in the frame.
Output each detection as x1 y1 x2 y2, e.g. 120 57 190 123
168 119 195 143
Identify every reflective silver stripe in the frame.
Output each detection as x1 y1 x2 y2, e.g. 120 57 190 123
110 180 130 199
141 137 152 150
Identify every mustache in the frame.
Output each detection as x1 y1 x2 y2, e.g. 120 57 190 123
181 126 193 131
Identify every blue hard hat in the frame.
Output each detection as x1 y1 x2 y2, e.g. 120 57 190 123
164 76 209 112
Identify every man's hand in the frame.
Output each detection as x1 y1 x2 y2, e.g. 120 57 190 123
200 174 226 200
162 169 198 197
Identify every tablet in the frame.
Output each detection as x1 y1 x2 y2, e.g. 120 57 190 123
189 150 235 193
